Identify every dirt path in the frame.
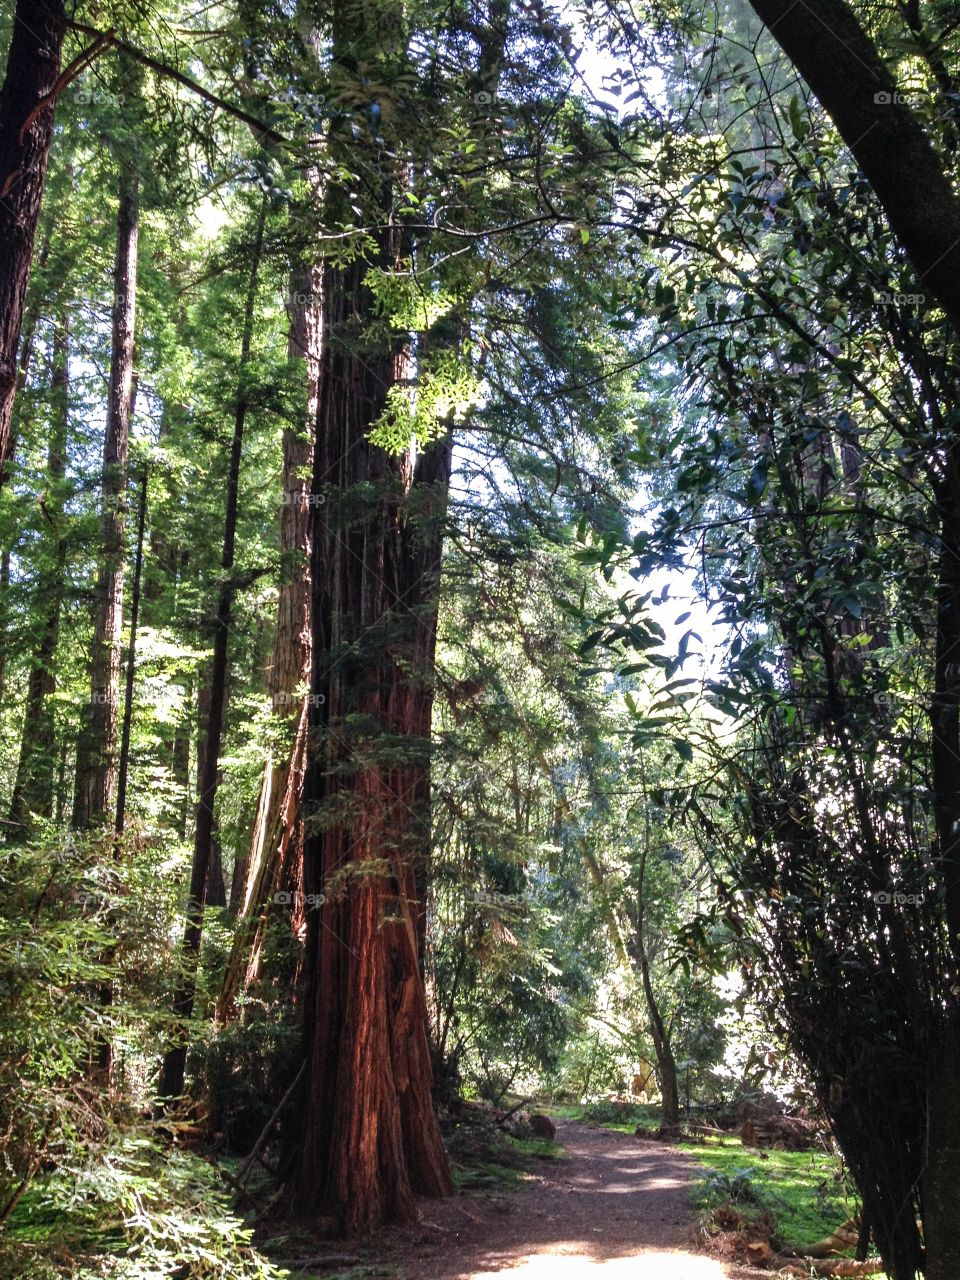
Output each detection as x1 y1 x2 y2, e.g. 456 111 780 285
381 1120 763 1280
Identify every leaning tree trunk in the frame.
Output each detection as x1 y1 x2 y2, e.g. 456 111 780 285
0 0 66 478
73 173 139 828
159 203 266 1100
216 253 320 1021
288 236 451 1229
8 317 69 831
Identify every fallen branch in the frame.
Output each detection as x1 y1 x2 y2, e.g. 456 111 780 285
236 1061 305 1185
495 1096 532 1127
198 1154 266 1216
778 1258 885 1277
800 1220 861 1258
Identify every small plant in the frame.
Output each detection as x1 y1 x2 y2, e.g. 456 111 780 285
701 1165 761 1205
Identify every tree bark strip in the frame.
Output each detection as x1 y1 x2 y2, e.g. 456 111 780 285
0 0 67 477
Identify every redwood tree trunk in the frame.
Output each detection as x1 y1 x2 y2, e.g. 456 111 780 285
0 0 66 477
73 174 139 827
289 234 451 1229
8 317 69 830
159 203 266 1100
216 254 320 1019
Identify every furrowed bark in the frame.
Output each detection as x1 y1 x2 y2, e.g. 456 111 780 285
289 237 451 1228
0 0 67 477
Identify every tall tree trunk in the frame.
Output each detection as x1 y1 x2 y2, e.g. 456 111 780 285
289 232 451 1229
0 238 52 712
634 753 679 1125
114 467 147 835
159 202 267 1100
0 0 66 477
8 317 69 831
217 0 324 997
637 939 679 1124
216 256 320 1019
73 173 139 828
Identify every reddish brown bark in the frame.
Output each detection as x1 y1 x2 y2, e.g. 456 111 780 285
289 239 452 1229
73 174 139 828
0 0 66 477
215 257 320 1019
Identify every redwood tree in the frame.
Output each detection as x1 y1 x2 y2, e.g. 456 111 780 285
290 235 452 1228
0 0 67 477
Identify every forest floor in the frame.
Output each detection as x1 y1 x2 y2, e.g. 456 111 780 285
358 1119 765 1280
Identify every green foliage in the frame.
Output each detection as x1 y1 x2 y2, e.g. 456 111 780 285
4 1131 289 1280
689 1135 855 1254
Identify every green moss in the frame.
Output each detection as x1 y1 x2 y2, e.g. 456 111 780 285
683 1133 854 1253
451 1160 527 1190
506 1136 567 1160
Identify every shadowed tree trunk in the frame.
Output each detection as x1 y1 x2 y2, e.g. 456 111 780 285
217 0 324 1006
216 254 320 1019
736 5 960 1276
73 173 139 828
636 881 679 1125
8 317 69 831
0 0 66 478
0 237 52 712
195 661 227 909
159 202 267 1100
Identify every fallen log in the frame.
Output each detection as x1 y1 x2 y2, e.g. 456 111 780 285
801 1219 861 1258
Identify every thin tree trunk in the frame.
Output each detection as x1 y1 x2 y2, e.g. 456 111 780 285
8 317 69 831
746 0 960 331
92 465 148 1076
217 0 324 991
634 752 680 1125
0 0 67 477
73 173 139 828
159 202 267 1100
195 662 228 908
114 467 147 835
